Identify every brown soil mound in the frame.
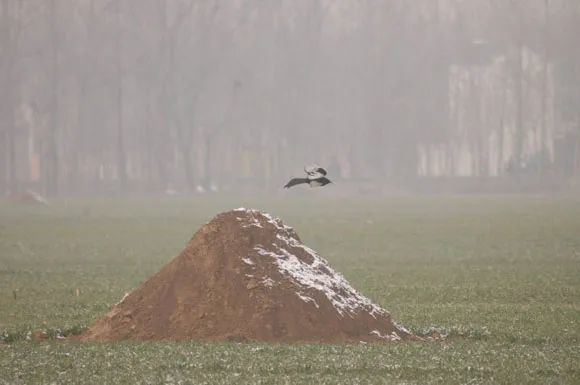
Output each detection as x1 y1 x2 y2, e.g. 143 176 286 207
82 209 415 343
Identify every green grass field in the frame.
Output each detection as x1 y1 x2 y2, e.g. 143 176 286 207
1 195 579 384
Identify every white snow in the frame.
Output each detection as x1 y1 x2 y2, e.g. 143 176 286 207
244 215 263 228
261 212 293 231
115 292 130 306
370 330 401 341
262 277 276 288
242 257 255 265
234 208 292 231
234 208 391 321
393 321 411 336
254 241 386 318
296 292 319 307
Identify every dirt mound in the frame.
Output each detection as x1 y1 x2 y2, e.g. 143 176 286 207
82 209 415 343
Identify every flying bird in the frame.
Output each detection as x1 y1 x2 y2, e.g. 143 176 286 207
284 165 333 189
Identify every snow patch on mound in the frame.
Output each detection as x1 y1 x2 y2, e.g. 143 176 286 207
236 208 388 319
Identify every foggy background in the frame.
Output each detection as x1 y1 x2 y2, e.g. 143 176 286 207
1 0 579 197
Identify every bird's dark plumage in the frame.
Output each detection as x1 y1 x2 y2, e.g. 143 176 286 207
284 178 310 189
284 165 333 189
309 177 332 187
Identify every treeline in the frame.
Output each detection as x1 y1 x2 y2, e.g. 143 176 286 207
1 0 579 196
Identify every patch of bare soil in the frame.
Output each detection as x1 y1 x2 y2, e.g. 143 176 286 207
82 209 416 343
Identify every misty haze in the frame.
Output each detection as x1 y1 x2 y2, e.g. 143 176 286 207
1 1 579 384
1 0 579 195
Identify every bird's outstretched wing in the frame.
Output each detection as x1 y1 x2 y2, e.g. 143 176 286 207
309 177 332 187
284 178 309 189
304 164 327 179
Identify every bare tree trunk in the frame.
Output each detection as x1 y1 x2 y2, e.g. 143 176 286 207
498 117 505 175
70 0 95 194
0 129 5 194
7 101 16 191
576 112 580 178
46 0 60 196
71 76 87 194
207 81 240 189
144 90 154 190
539 0 550 174
182 141 195 191
1 0 23 194
115 0 127 191
514 44 524 171
203 133 212 189
498 81 509 175
116 84 128 192
0 0 9 194
158 0 195 191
